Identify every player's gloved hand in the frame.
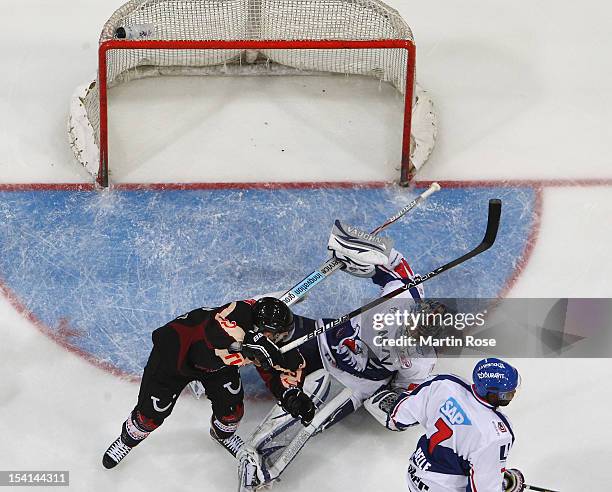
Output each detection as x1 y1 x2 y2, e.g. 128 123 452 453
503 468 525 492
280 387 316 425
327 220 393 278
241 331 284 370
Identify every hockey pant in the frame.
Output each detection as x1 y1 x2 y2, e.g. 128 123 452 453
124 345 245 446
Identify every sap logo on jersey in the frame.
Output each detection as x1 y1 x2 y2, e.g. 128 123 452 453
440 398 472 426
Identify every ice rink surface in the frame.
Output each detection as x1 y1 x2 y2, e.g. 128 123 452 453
1 0 611 491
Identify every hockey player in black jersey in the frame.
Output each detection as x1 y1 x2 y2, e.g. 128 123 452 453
102 297 315 469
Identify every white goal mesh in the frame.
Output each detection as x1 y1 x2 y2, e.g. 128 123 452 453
68 0 437 186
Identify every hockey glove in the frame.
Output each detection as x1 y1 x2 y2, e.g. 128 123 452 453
280 387 316 425
241 331 284 371
328 220 393 278
503 468 525 492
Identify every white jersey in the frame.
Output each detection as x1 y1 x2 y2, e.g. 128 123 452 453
390 375 515 492
317 249 436 406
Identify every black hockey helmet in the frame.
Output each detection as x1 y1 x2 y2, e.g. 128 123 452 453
252 297 294 340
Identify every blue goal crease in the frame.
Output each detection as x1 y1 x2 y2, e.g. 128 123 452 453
0 185 536 397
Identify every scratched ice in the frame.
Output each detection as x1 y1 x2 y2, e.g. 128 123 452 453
1 0 611 489
0 185 535 390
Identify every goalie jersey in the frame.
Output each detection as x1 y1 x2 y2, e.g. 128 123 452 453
390 375 515 492
317 249 437 405
256 250 436 406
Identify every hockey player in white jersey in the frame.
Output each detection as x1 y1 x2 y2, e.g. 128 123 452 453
313 221 438 415
238 221 438 489
365 358 524 492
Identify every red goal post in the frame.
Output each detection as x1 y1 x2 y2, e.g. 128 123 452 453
68 0 437 187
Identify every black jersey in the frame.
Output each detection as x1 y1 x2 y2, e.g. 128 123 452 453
256 314 321 399
152 300 256 379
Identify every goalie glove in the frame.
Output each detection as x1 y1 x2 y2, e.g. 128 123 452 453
503 468 525 492
328 220 393 278
280 387 316 425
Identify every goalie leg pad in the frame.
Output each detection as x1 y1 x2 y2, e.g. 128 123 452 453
248 369 331 453
302 368 332 405
315 398 355 433
364 388 407 431
238 445 268 490
239 370 342 487
268 387 354 479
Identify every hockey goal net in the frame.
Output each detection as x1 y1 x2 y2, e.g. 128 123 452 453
68 0 437 187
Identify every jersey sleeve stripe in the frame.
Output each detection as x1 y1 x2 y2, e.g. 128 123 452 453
395 258 414 277
407 374 468 397
469 466 478 492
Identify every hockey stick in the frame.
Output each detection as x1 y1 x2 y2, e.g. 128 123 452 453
280 199 502 353
526 485 560 492
278 182 441 306
193 186 440 400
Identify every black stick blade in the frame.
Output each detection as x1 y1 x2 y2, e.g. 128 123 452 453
483 199 502 247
